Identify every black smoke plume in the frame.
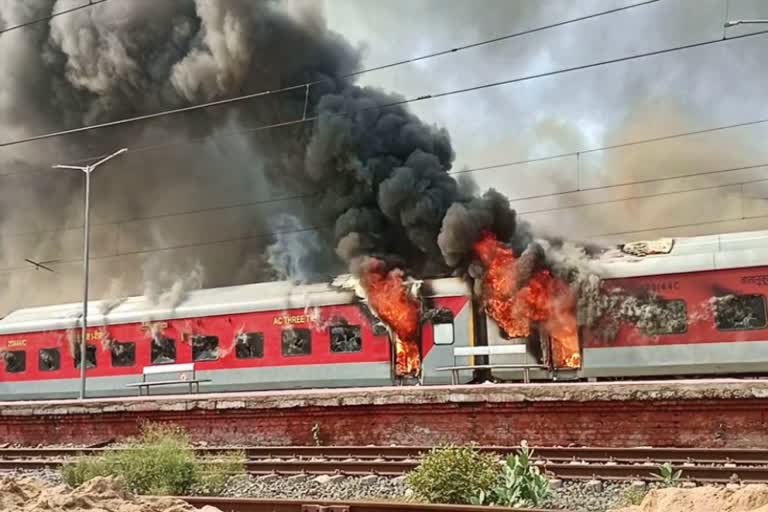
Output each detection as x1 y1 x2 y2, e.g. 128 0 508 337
0 0 534 299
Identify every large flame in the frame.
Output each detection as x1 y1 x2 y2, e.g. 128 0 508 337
360 260 421 377
474 232 581 369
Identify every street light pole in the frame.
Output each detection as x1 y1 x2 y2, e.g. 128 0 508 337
53 148 127 400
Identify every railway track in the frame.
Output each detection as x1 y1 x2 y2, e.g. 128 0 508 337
2 445 768 483
179 496 558 512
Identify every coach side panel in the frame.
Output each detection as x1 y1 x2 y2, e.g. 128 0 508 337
0 303 392 400
582 266 768 377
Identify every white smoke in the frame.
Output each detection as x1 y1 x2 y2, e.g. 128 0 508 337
265 213 329 283
143 260 205 310
98 277 128 316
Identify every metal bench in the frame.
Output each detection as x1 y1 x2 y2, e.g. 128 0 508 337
435 345 547 384
126 363 211 396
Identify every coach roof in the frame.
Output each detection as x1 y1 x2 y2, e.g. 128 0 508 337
0 276 469 336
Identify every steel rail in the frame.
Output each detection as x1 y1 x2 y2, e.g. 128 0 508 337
544 462 768 483
3 458 768 484
5 446 768 483
178 496 559 512
244 459 417 475
6 445 768 463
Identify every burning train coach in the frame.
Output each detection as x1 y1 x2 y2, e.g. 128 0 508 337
1 229 768 400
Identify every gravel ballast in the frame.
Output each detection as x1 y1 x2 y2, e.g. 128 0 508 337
221 474 409 501
0 470 705 512
220 474 664 511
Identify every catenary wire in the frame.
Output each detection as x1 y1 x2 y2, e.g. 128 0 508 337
596 213 768 239
2 3 767 259
13 23 768 167
519 165 768 215
0 0 108 36
5 119 768 240
0 0 662 148
6 194 768 273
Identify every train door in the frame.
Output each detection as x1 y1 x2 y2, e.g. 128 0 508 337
389 325 423 386
419 278 475 385
483 316 539 381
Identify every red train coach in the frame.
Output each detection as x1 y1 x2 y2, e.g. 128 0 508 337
2 229 768 399
481 230 768 382
0 278 474 400
581 230 768 379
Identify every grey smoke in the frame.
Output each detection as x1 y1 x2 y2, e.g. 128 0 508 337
437 188 520 268
0 0 360 309
266 213 333 283
98 277 128 316
142 258 205 310
2 0 559 306
515 242 545 290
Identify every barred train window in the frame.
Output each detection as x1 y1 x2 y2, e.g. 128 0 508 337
282 328 311 356
330 325 362 353
39 348 61 372
151 337 176 364
192 336 219 362
235 333 264 359
714 294 767 331
4 350 25 373
110 341 136 367
73 344 97 369
641 299 687 336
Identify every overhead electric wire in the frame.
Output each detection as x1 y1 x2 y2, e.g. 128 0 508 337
0 224 333 274
11 21 768 165
0 0 662 149
2 1 767 260
6 114 768 241
5 157 768 265
598 213 768 239
0 0 108 36
6 180 768 273
446 116 768 185
342 0 661 78
519 162 768 215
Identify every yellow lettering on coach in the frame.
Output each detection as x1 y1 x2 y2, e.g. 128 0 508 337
271 314 316 326
140 321 169 332
6 339 26 348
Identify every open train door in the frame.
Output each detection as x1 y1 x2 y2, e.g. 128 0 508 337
537 325 582 379
391 326 423 386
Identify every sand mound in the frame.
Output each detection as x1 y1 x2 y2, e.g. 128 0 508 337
612 485 768 512
0 475 222 512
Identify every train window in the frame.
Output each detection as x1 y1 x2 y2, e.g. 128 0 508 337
4 350 25 373
641 299 687 335
282 328 311 356
434 322 455 345
432 308 455 345
235 333 264 359
192 336 219 362
714 294 768 331
73 344 97 369
151 337 176 364
110 341 136 367
330 325 362 353
39 348 61 372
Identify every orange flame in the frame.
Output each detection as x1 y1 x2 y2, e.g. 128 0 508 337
361 260 421 377
474 232 581 369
